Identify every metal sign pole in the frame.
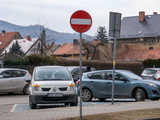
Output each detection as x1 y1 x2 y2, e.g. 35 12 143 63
79 32 83 120
112 37 117 105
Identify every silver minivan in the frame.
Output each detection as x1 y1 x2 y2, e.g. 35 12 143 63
29 66 78 109
0 68 31 94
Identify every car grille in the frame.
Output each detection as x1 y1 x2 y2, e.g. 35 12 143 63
59 87 67 91
41 88 51 91
42 96 70 101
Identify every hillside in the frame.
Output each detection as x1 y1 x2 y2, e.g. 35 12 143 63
0 20 94 44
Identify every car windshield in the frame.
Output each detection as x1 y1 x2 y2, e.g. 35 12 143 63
143 69 157 75
35 67 72 81
119 70 143 80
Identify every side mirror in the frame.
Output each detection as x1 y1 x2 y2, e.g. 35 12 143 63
26 79 31 84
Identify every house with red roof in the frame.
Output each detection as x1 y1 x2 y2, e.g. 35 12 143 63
0 31 22 54
53 39 86 60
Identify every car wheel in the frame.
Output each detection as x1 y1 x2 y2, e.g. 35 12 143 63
98 98 106 102
134 88 146 101
65 103 70 106
82 88 92 102
23 84 30 95
151 98 159 101
29 97 37 109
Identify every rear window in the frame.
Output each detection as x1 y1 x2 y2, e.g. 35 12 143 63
35 67 72 81
143 69 157 75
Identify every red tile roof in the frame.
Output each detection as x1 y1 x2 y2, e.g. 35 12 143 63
53 43 85 56
0 32 22 50
118 48 160 61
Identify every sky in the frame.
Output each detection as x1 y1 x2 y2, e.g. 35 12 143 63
0 0 160 36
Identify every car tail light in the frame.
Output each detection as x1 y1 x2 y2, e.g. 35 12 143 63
76 79 80 85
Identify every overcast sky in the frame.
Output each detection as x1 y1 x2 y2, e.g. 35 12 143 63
0 0 160 36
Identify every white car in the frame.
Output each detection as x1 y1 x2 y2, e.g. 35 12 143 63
141 68 160 79
0 68 31 94
29 66 78 109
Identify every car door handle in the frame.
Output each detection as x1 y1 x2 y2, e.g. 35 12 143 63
90 81 94 83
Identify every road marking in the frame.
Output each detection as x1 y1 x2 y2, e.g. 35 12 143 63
10 99 137 112
71 19 91 25
10 104 17 112
11 104 30 112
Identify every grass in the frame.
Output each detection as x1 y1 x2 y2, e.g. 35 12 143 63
61 108 160 120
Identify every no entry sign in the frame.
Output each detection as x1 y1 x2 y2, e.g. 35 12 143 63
70 10 92 33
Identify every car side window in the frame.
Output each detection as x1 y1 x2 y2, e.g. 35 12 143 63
88 72 103 79
15 70 26 77
104 71 113 80
1 70 13 78
114 72 126 81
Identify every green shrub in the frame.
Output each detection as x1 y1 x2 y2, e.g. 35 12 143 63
4 54 57 66
143 59 160 68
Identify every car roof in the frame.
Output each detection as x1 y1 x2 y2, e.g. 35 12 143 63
144 68 160 70
35 66 67 69
83 69 130 75
0 68 28 71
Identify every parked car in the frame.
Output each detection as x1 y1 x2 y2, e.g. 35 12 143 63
67 66 96 83
29 66 78 109
0 68 31 94
153 71 160 80
80 70 160 102
141 68 160 79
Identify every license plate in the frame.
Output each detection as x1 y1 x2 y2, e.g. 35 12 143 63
47 93 63 97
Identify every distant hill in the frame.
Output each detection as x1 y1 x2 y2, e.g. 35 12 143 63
0 20 94 44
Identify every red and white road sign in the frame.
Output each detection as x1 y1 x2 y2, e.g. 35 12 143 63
70 10 92 33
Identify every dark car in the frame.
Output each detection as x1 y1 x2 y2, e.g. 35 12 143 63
80 70 160 102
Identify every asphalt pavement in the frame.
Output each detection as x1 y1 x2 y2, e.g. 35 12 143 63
1 95 160 120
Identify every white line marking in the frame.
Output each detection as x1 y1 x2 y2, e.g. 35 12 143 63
10 104 17 112
71 18 91 25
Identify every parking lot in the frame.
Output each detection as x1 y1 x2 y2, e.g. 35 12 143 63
1 94 160 120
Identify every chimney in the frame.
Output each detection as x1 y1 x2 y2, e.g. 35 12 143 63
73 39 79 45
139 11 145 22
2 30 6 34
153 12 158 15
26 35 31 41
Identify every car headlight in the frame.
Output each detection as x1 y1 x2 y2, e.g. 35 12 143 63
148 83 158 88
68 83 75 91
69 83 75 87
32 84 40 91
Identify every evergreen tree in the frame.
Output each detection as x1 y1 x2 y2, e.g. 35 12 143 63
9 41 24 56
96 26 108 43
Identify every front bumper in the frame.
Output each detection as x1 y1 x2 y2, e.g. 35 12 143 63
29 94 78 104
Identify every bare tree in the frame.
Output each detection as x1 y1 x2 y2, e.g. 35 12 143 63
96 26 108 43
83 40 103 60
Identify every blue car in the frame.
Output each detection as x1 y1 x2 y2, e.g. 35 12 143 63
79 70 160 102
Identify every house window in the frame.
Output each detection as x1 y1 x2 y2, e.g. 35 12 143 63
149 46 153 50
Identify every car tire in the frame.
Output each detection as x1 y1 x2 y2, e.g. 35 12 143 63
23 84 30 95
82 88 92 102
29 97 37 109
151 98 159 101
98 98 106 102
134 88 146 101
65 103 70 106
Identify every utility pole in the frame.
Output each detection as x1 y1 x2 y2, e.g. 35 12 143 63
40 27 46 55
